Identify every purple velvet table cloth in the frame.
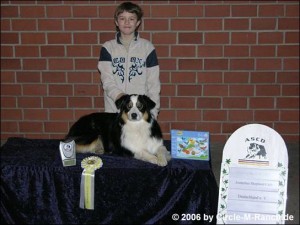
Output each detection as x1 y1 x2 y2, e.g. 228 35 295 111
1 137 218 224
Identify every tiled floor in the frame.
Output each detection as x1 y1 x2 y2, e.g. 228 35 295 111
210 142 299 224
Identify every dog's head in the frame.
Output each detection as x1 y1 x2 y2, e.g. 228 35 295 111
247 143 261 156
248 143 258 150
115 94 156 122
246 143 267 159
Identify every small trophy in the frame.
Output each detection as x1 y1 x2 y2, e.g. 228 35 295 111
59 140 76 166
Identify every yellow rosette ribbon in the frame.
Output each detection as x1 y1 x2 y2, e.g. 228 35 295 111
79 156 103 210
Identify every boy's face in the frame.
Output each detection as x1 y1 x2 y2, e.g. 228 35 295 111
115 11 141 36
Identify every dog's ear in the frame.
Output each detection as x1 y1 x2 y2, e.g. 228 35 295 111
141 95 156 110
115 94 129 109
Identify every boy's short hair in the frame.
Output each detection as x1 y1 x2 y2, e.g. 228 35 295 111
114 2 143 31
114 2 143 21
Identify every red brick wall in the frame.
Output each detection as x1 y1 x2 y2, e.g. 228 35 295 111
1 1 299 142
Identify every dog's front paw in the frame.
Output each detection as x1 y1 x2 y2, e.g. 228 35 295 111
148 156 159 165
134 152 158 165
155 146 170 166
94 148 104 154
165 151 171 161
157 155 168 166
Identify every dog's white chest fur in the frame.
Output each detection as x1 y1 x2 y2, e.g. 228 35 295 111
121 120 162 155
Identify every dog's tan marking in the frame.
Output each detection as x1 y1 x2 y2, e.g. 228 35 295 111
121 111 128 123
142 111 149 121
76 138 104 154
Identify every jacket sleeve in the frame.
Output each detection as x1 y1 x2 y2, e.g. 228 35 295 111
98 46 124 102
146 49 161 118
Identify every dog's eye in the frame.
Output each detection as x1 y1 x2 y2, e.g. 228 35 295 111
127 102 133 109
136 101 143 109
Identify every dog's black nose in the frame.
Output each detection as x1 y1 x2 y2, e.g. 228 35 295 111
131 113 137 119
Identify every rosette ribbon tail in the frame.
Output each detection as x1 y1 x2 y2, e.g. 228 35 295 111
80 169 95 210
79 156 103 210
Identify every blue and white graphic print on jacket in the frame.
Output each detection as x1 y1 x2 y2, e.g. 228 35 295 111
98 32 160 118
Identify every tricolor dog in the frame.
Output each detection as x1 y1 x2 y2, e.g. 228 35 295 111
64 94 170 166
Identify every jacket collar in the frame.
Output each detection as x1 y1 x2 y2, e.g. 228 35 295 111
116 31 139 45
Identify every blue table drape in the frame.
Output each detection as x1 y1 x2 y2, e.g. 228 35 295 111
1 137 218 224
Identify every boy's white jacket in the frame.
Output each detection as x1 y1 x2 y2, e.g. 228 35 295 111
98 32 160 117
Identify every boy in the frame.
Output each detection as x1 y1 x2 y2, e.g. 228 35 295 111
97 2 161 118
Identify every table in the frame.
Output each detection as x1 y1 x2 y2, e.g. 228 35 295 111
1 137 218 224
